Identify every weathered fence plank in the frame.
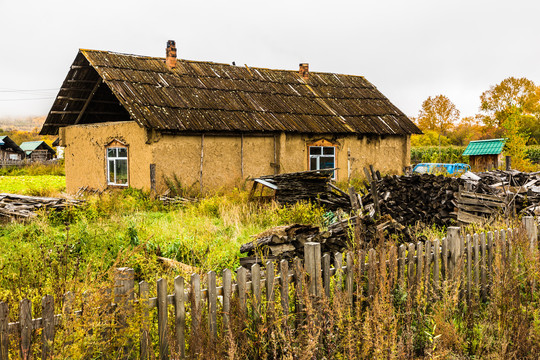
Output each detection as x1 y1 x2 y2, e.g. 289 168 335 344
398 244 406 286
441 237 448 280
416 242 423 294
447 227 460 278
389 246 397 289
474 234 479 291
424 241 431 291
157 278 169 360
322 253 331 298
368 249 376 298
407 243 415 289
222 269 232 331
294 258 304 320
481 233 487 301
208 271 217 339
279 260 289 316
346 252 354 303
174 276 185 358
139 281 150 360
523 216 538 252
237 267 247 316
305 243 322 297
467 235 472 300
433 239 440 293
42 295 54 360
252 264 261 321
334 252 343 291
0 302 7 360
20 299 31 360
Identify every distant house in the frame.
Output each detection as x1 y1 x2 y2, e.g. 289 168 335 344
52 138 64 159
19 141 56 162
0 136 25 162
40 41 421 193
462 139 505 171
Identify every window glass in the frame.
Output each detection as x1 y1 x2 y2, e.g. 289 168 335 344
308 145 336 179
107 147 128 186
323 147 334 155
115 159 128 184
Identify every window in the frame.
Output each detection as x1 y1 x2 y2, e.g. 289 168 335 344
107 147 128 186
309 146 335 178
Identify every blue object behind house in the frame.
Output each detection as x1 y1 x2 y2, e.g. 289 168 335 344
412 163 470 175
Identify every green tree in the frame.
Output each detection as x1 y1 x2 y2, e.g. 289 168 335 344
503 107 533 170
480 77 540 129
417 95 460 147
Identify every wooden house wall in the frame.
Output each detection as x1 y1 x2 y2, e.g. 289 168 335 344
469 154 501 171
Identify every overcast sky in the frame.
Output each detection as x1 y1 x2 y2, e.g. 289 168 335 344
1 0 539 120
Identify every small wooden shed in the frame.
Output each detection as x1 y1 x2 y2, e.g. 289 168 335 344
462 139 505 171
19 141 56 162
0 136 25 162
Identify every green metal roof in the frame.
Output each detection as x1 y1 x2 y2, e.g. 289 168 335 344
462 138 505 156
19 141 55 155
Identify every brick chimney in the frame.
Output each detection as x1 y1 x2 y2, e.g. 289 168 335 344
166 40 177 69
299 63 309 80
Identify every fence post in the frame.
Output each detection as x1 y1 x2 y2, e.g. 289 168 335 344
304 242 322 297
523 216 538 253
174 276 185 358
0 302 8 360
42 295 55 360
139 281 150 360
114 268 134 327
447 227 460 278
19 299 32 360
157 278 169 360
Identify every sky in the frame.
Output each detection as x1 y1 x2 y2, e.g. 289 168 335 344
1 0 540 120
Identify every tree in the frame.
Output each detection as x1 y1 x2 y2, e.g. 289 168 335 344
417 95 460 146
480 77 540 128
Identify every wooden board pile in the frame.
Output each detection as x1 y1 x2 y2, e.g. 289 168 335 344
0 193 83 220
251 169 351 211
361 174 464 226
458 169 540 222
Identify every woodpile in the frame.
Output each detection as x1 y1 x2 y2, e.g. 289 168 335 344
361 174 464 226
250 169 351 211
0 193 84 220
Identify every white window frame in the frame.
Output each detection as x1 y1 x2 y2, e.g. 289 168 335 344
106 147 129 186
309 145 336 179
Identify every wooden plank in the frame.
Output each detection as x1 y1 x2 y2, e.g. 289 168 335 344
139 281 150 360
334 252 343 291
74 79 102 125
368 249 376 299
408 243 415 290
481 233 487 301
42 295 54 360
467 235 472 300
208 271 217 339
266 261 275 307
474 234 480 293
379 247 387 295
398 244 406 286
441 238 447 281
252 264 261 321
487 231 494 293
0 302 7 360
424 241 431 291
447 227 460 278
357 249 365 297
458 190 506 203
20 299 32 360
363 167 380 216
433 239 440 294
304 243 321 297
173 277 185 358
237 267 247 316
279 260 289 316
346 252 354 303
222 269 232 331
294 258 304 319
389 246 397 290
157 278 169 360
416 242 423 294
322 253 331 298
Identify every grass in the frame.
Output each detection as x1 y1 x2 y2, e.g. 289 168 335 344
0 175 66 196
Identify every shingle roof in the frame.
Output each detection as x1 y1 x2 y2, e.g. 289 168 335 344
40 49 422 136
0 136 24 153
462 139 506 156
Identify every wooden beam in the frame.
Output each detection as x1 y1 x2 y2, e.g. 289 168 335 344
50 111 119 116
57 96 118 105
74 79 102 125
67 79 99 84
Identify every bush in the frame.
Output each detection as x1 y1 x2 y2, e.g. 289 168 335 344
411 146 468 164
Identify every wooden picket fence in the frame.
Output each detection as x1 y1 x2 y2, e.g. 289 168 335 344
0 217 538 359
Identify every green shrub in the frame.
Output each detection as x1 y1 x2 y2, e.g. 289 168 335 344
526 145 540 164
411 146 468 164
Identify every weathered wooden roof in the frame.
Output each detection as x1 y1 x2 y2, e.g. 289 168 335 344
0 136 24 154
41 49 421 136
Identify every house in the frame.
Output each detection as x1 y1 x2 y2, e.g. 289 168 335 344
462 139 506 171
19 141 56 162
0 136 25 162
52 138 64 159
40 41 421 194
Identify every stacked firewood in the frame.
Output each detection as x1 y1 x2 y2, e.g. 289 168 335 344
361 174 464 226
0 193 84 219
252 170 351 211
